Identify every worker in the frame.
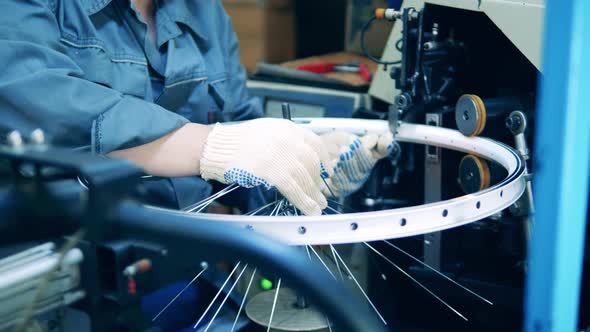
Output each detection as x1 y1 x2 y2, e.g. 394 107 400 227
0 0 393 215
0 0 393 329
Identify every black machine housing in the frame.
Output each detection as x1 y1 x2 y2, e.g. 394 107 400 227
355 4 540 332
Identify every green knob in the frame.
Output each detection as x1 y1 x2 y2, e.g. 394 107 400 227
260 278 273 290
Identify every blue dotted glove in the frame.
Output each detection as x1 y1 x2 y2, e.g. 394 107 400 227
321 132 394 197
200 118 331 215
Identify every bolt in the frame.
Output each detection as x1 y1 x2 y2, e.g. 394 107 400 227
30 129 45 144
506 115 522 131
7 131 23 147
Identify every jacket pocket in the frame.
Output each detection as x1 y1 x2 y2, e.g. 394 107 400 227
60 37 149 99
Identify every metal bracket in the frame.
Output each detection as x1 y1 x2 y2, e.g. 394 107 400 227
388 105 401 138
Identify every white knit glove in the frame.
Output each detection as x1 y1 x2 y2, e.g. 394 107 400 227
320 131 394 198
200 118 330 216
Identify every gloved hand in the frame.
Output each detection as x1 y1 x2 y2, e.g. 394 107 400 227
200 118 330 216
320 131 394 198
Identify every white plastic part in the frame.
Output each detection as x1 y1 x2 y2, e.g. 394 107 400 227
147 119 526 246
0 247 84 329
0 249 83 291
384 8 400 20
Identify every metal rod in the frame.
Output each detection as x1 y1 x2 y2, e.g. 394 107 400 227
184 184 239 213
245 200 280 216
383 240 493 305
329 245 345 280
325 205 342 215
193 262 242 329
230 268 257 332
267 278 282 332
331 245 387 325
193 185 241 213
269 199 285 216
183 184 236 212
152 264 208 321
282 103 292 121
204 264 249 332
326 316 333 332
364 242 468 321
322 178 337 199
308 245 337 280
296 294 308 309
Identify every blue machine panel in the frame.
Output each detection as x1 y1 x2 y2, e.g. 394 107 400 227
525 0 590 331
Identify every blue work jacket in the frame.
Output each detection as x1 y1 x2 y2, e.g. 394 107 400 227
0 0 263 208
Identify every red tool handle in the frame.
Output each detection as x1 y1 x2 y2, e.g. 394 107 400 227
357 64 372 83
296 62 372 82
296 63 337 74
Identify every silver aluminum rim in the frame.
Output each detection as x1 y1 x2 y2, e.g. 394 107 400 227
145 118 526 246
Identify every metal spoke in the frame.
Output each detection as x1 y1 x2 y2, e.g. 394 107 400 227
320 245 349 280
184 184 239 213
383 240 493 305
329 245 345 280
305 245 312 260
193 262 242 329
331 245 387 325
230 268 257 332
325 205 342 215
321 177 337 199
204 264 249 332
152 263 208 322
246 200 280 216
307 245 337 280
270 199 286 216
364 242 468 321
193 185 241 213
183 185 235 212
267 278 282 332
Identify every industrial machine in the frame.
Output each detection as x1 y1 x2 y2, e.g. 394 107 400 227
1 0 589 332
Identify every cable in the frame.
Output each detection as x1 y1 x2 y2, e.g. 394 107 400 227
395 38 403 52
361 15 401 66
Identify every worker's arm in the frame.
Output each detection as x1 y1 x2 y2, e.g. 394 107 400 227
109 123 212 177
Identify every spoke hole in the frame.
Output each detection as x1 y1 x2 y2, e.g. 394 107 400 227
350 223 358 231
246 225 253 231
476 201 481 209
400 218 407 226
500 190 504 197
442 209 449 217
298 226 307 234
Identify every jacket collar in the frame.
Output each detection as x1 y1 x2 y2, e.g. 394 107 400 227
83 0 209 48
